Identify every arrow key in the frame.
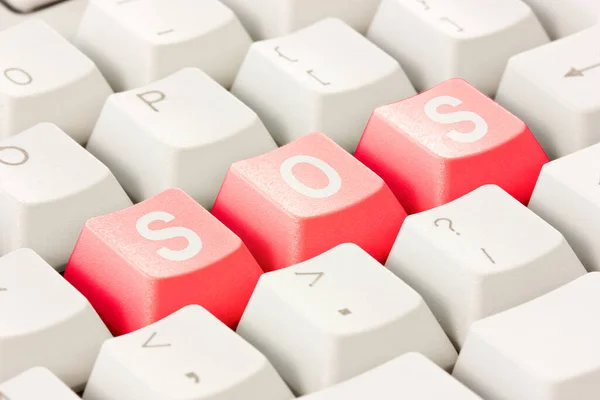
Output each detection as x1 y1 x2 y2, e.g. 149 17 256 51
497 24 600 159
83 305 293 400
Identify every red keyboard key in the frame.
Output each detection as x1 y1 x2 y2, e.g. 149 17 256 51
355 78 549 214
64 188 262 335
212 132 406 272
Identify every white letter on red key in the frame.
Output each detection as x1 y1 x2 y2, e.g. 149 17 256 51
65 189 263 335
212 132 407 272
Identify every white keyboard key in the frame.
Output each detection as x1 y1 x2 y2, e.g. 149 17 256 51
366 0 549 96
3 0 57 12
0 123 132 269
232 18 415 152
454 272 600 400
86 68 277 208
0 368 80 400
237 243 457 395
386 185 586 348
0 0 87 39
496 25 600 159
220 0 381 39
300 353 481 400
529 143 600 272
0 249 111 390
83 305 293 400
0 20 112 144
521 0 600 39
74 0 251 91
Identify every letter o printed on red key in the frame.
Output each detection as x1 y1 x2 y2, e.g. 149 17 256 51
355 78 549 214
64 188 263 335
211 132 407 272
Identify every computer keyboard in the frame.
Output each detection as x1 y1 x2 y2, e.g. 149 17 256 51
1 1 600 399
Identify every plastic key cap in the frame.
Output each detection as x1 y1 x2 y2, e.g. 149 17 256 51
237 244 457 395
521 0 600 39
298 353 481 400
496 25 600 159
87 68 277 209
0 249 111 390
231 18 416 152
64 188 263 335
454 272 600 400
0 123 132 269
528 142 600 272
0 368 80 400
386 185 586 348
82 305 293 400
0 20 112 144
74 0 251 91
220 0 381 39
366 0 549 96
355 78 549 214
211 132 407 272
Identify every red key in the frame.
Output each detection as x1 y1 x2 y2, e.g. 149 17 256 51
211 132 406 272
355 78 549 214
64 188 262 335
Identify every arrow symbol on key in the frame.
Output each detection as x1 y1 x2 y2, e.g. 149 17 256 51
295 272 324 287
185 372 200 384
565 61 600 77
142 332 171 348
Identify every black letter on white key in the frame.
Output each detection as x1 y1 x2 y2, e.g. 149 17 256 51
137 91 167 112
0 146 29 166
3 68 33 86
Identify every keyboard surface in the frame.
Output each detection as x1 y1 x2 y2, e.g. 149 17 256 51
1 1 600 399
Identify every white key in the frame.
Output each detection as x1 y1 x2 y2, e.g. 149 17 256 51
454 272 600 400
232 18 416 153
0 123 132 269
237 243 457 396
74 0 251 91
83 305 293 400
3 0 58 12
386 185 586 348
366 0 549 96
521 0 600 39
220 0 381 39
496 25 600 159
529 143 600 272
86 68 277 208
0 249 111 390
0 0 87 39
299 353 481 400
0 20 112 144
0 368 80 400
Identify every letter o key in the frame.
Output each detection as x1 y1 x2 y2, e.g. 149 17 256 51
0 146 29 166
280 155 342 199
4 68 33 86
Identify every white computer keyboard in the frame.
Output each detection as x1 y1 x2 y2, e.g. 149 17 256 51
1 1 600 399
